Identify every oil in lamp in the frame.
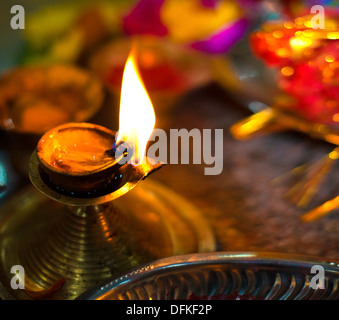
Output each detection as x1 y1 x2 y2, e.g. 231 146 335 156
0 48 216 300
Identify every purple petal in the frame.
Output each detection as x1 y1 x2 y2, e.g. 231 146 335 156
306 0 336 6
235 0 261 7
200 0 219 9
190 18 249 54
122 0 168 36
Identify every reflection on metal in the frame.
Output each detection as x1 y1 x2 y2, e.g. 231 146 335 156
0 122 216 299
231 107 339 146
0 160 7 199
78 252 339 300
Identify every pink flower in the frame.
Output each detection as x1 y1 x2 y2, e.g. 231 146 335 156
122 0 168 36
190 18 249 54
122 0 251 54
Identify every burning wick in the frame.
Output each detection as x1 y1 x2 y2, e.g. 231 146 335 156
34 45 157 198
104 140 132 165
41 46 155 174
115 46 156 165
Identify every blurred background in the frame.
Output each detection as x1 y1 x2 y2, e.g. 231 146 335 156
1 0 339 260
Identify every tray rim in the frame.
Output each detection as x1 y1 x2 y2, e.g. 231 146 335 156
77 251 339 300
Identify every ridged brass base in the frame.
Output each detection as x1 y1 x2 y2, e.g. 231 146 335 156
0 179 216 300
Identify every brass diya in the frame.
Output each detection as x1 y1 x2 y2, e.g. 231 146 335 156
0 45 216 300
0 122 216 300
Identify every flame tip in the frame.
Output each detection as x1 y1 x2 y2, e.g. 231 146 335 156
117 47 155 164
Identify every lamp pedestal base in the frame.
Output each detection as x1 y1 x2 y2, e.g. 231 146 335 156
0 179 216 300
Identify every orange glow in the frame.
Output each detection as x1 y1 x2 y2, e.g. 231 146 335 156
117 48 156 164
272 31 283 39
289 36 313 50
277 48 290 58
284 21 294 29
332 113 339 123
281 66 294 77
327 31 339 40
325 55 335 63
294 17 305 27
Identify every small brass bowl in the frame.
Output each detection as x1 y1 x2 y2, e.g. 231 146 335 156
0 64 105 176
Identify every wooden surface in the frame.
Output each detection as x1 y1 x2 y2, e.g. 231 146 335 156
1 82 339 262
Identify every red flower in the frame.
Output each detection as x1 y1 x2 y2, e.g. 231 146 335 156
122 0 168 36
279 42 339 124
250 8 339 124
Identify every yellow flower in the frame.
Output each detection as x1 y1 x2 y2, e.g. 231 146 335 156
161 0 244 43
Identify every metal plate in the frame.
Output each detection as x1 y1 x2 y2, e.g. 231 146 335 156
78 252 339 300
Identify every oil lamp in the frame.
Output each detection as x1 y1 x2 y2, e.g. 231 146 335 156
0 49 216 300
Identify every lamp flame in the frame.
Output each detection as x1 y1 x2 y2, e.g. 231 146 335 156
117 48 156 164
